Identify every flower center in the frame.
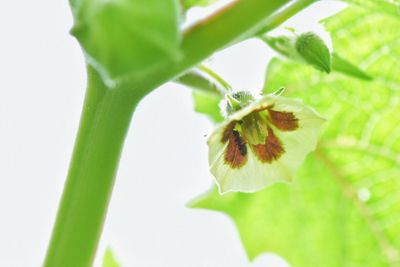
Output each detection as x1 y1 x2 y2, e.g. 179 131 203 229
220 103 299 168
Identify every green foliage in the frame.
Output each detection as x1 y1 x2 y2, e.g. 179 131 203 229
190 4 400 266
70 0 181 82
342 0 400 17
102 248 120 267
320 6 400 86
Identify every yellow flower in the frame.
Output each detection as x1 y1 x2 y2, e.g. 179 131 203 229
208 91 325 194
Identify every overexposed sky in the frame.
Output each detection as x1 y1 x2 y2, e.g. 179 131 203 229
0 1 344 266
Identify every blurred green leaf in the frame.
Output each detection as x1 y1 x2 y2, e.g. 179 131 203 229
102 248 120 267
321 7 400 87
191 5 400 266
342 0 400 17
71 0 181 82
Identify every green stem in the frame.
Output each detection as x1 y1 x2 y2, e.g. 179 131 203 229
257 0 317 34
197 65 232 92
175 65 231 96
44 67 140 267
175 69 225 96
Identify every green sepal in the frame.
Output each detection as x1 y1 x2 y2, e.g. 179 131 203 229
332 53 373 81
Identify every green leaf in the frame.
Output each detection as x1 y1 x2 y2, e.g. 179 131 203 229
190 5 400 266
341 0 400 17
321 6 400 87
70 0 181 83
102 248 121 267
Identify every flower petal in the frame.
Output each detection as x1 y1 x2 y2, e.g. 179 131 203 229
224 130 248 168
252 127 285 163
267 108 299 131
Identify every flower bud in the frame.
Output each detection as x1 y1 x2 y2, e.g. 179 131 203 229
225 91 255 115
295 32 331 73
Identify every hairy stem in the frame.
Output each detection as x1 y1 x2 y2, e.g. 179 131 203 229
197 65 232 92
257 0 317 34
175 65 232 96
175 69 226 96
44 67 140 267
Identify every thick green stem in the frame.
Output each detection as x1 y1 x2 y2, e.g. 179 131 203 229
257 0 317 34
44 67 140 267
118 0 294 92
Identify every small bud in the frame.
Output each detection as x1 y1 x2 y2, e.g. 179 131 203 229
295 32 331 73
225 91 255 115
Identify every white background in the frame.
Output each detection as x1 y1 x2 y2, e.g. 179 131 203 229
0 1 343 266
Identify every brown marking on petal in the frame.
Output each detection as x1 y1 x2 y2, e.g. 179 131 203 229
252 127 285 163
224 130 248 168
221 121 237 143
268 108 299 131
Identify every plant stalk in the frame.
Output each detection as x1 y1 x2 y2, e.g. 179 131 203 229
257 0 317 34
44 67 140 267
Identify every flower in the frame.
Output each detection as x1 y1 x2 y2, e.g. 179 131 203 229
208 91 325 194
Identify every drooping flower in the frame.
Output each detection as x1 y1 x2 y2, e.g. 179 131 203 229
208 90 325 194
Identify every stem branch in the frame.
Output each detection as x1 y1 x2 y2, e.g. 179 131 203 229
257 0 317 34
